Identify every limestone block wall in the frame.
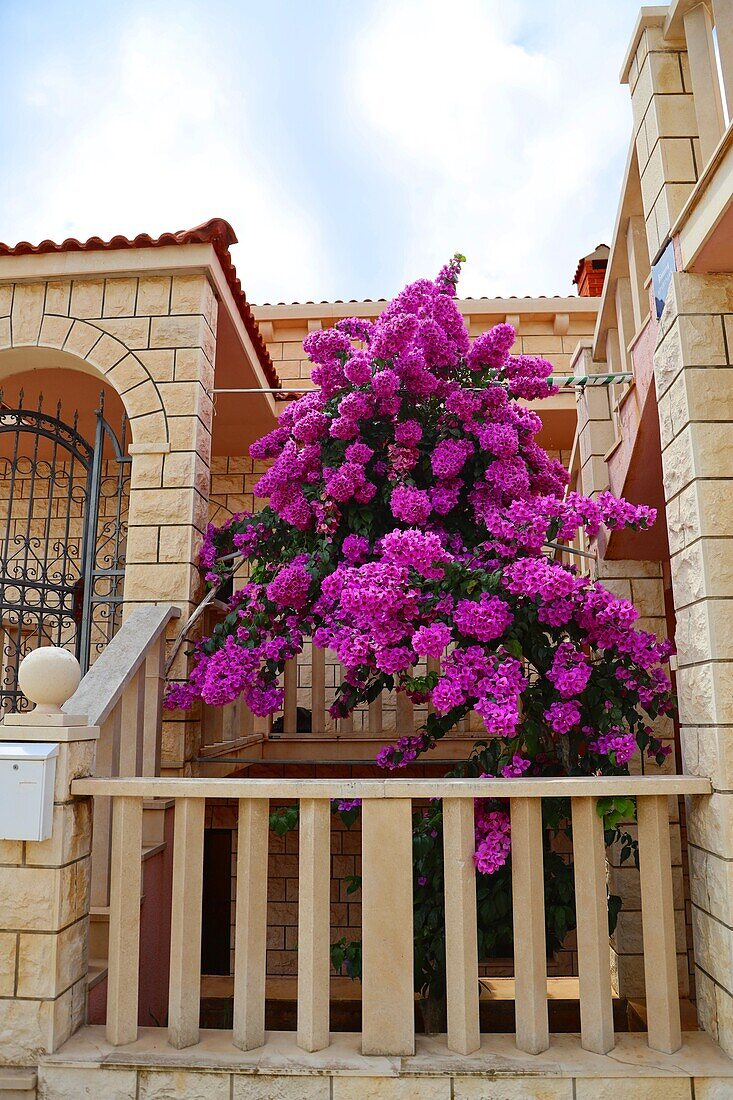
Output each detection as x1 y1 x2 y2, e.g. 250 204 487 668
0 271 217 773
615 8 733 1018
209 456 265 527
261 308 595 390
0 728 96 1066
654 272 733 1054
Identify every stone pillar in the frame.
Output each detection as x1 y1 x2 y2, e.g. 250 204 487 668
0 648 97 1065
574 346 616 516
682 1 725 164
654 271 733 1054
122 273 218 775
574 344 686 999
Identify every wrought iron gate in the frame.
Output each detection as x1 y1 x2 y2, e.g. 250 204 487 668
0 391 130 712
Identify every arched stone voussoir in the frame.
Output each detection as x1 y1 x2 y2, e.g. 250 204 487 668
84 330 128 374
62 317 104 360
123 378 166 420
38 315 74 350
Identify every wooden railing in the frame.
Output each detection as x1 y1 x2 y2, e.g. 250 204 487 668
71 773 710 1058
278 647 435 737
64 603 180 905
196 609 461 745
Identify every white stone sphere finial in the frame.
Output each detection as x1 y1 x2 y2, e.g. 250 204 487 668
17 647 81 713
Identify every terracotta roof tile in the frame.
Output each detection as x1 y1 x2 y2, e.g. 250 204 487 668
0 217 279 390
254 293 586 307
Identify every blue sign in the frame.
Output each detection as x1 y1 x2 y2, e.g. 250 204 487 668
652 239 677 320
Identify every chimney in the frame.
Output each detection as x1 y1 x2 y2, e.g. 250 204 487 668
573 244 610 297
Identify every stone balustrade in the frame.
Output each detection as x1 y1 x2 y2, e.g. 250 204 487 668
72 772 709 1062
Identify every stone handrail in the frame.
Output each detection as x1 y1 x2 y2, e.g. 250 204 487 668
72 774 709 799
63 603 180 729
72 772 711 1060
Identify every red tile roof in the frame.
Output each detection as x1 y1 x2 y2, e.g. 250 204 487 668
0 217 279 389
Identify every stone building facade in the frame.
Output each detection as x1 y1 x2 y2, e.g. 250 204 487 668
0 4 732 1089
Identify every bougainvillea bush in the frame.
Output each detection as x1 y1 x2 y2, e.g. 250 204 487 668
166 256 673 1001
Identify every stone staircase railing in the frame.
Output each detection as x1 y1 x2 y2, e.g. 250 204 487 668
62 603 179 909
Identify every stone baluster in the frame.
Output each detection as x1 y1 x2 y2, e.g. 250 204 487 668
683 0 726 163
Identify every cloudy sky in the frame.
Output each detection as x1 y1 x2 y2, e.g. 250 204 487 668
0 0 641 304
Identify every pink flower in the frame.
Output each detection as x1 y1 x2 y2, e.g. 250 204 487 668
501 754 532 778
390 486 432 525
395 420 423 446
431 437 474 479
344 352 373 385
266 558 312 610
342 535 370 563
544 700 582 735
412 622 452 658
547 642 592 698
468 323 516 370
474 808 511 874
590 729 637 765
454 594 513 642
335 798 362 812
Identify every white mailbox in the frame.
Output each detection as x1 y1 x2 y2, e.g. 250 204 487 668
0 742 58 841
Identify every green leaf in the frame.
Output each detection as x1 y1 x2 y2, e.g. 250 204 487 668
608 893 623 935
597 796 636 831
269 806 299 836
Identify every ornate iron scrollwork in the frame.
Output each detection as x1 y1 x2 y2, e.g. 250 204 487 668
0 390 129 713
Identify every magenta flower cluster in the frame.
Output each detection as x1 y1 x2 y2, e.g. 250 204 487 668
589 729 638 765
167 255 675 876
474 805 512 875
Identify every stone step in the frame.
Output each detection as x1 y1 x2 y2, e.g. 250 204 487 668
87 957 108 992
36 1026 733 1100
0 1067 37 1098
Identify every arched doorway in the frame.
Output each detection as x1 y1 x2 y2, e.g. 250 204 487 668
0 372 130 713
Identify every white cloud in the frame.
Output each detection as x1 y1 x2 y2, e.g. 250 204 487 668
6 11 328 303
350 0 637 297
3 1 642 303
